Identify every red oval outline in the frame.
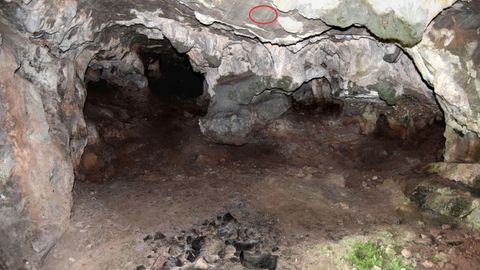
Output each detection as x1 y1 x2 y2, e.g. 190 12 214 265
248 5 279 25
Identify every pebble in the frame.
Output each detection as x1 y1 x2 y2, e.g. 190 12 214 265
361 181 370 189
162 256 183 268
441 224 452 230
401 248 412 258
218 223 238 240
223 245 237 260
240 251 278 270
234 239 259 251
135 265 146 270
193 257 209 269
168 245 183 257
154 231 166 240
143 234 153 241
421 260 435 268
416 234 434 245
444 238 464 245
429 228 442 238
204 254 220 263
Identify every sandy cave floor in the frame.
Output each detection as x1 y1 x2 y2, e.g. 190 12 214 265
42 89 480 270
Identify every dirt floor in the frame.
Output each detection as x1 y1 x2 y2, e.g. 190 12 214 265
42 86 480 270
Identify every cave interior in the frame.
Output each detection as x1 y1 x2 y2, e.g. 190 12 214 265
1 1 480 269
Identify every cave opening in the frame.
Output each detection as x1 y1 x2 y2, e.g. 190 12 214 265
46 31 474 270
79 39 208 185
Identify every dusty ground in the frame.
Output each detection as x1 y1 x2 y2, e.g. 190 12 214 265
42 87 480 270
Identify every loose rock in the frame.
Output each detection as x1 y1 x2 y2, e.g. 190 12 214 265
240 251 278 270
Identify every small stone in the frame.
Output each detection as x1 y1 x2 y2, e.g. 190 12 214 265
221 212 235 222
444 237 463 245
143 234 153 241
168 245 183 257
162 256 183 268
204 254 220 263
372 266 381 270
441 224 452 230
430 228 442 238
233 240 259 251
240 251 278 270
136 265 146 270
422 260 435 268
202 239 224 258
401 248 412 258
154 231 166 240
218 223 238 239
416 234 434 245
372 175 378 180
385 245 395 257
336 202 350 210
191 236 205 252
193 257 209 269
223 245 237 260
186 251 197 262
362 181 370 189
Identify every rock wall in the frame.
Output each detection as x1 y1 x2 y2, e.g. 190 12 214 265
0 0 478 268
407 1 480 162
0 20 87 268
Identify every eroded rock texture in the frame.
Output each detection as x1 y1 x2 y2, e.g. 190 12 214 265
0 20 87 267
407 1 480 162
0 0 478 268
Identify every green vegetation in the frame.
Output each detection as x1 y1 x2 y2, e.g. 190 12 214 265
431 255 442 263
346 241 411 270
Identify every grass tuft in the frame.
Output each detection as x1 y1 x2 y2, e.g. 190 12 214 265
346 241 411 270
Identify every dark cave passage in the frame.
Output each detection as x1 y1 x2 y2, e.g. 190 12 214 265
139 40 204 99
80 40 208 183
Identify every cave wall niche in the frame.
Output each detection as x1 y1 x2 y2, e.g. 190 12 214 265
0 0 479 268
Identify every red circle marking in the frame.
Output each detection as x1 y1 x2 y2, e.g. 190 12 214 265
248 5 279 25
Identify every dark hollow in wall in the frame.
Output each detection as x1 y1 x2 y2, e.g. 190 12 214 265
140 40 204 99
